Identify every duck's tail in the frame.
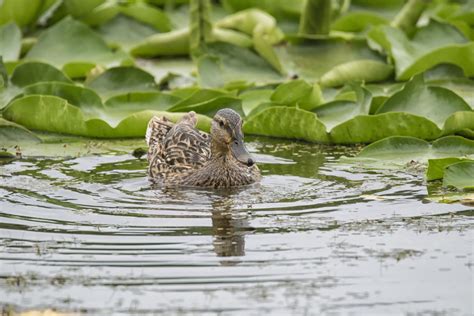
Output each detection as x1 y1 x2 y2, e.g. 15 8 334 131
145 116 173 148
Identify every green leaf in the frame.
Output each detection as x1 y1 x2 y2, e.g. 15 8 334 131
22 82 104 115
216 9 284 73
298 0 331 35
197 43 282 87
244 106 329 143
131 28 191 57
278 38 384 81
0 0 44 27
314 85 372 131
320 59 393 87
0 23 21 62
426 157 473 181
368 20 474 80
25 17 129 74
390 0 428 35
350 135 474 165
332 11 388 33
3 95 211 138
97 15 158 51
0 118 41 146
329 112 441 144
240 89 273 116
442 111 474 137
190 0 213 59
10 62 72 87
376 75 471 128
85 66 157 99
271 79 312 105
120 2 171 32
443 161 474 190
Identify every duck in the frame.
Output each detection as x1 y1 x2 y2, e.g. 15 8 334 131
146 108 261 188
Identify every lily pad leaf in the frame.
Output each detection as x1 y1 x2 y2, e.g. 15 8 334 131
25 17 129 75
426 157 473 181
0 23 21 62
85 66 157 99
277 38 384 81
314 85 372 131
11 62 72 87
320 59 393 87
376 75 471 128
240 89 273 116
97 15 158 51
22 82 104 115
348 135 474 165
0 118 41 146
244 106 329 143
3 95 211 138
0 0 44 27
443 161 474 190
368 20 474 80
197 43 283 87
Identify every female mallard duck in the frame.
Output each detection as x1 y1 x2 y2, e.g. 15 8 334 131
146 108 260 188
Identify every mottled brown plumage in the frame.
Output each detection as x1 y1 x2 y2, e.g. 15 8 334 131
146 109 260 188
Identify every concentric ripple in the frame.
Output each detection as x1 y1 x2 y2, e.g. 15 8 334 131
0 138 472 315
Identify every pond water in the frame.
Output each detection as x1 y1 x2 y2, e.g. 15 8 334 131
0 137 472 315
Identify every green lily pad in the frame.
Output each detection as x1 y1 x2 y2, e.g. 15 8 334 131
239 89 273 116
85 66 157 99
243 106 329 143
26 17 129 75
368 20 474 80
270 79 324 110
0 23 21 62
97 15 158 51
3 95 211 138
376 75 471 127
443 161 474 190
314 85 372 131
0 117 41 145
350 136 474 164
11 62 72 87
320 59 394 87
278 38 384 81
197 43 283 87
22 81 104 115
426 157 473 181
0 0 44 27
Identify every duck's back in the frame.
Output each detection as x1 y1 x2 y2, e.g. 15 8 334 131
146 113 210 182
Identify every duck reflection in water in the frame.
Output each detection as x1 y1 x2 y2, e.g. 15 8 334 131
211 197 253 262
157 187 255 264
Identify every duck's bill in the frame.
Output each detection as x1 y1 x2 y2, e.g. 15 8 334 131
231 138 254 166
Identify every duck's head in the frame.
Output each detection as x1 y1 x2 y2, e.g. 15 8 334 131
211 109 255 167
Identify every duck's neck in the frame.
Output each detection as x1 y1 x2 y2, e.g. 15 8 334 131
210 139 233 163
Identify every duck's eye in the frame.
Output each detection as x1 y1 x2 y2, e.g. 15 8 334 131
219 120 225 127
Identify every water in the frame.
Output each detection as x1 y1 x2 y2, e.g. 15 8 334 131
0 137 472 315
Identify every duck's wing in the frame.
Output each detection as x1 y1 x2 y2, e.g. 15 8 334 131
162 120 210 170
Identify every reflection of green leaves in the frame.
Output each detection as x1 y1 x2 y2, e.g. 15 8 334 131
0 23 21 62
443 162 474 190
369 20 474 80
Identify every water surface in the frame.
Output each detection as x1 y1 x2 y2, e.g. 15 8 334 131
0 137 472 315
